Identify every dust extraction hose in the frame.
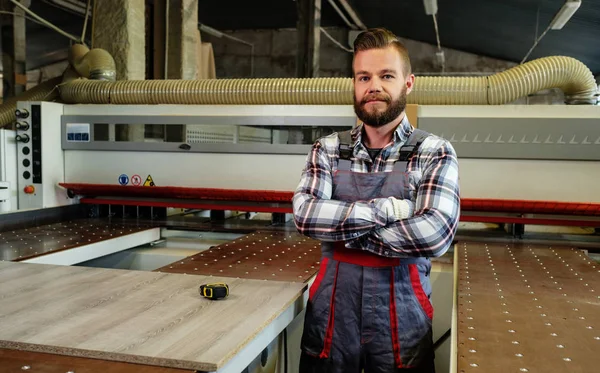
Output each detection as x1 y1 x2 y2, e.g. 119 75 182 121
0 44 116 128
0 76 62 127
60 56 598 106
1 53 597 128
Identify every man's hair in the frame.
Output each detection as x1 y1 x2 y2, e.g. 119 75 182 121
352 28 412 76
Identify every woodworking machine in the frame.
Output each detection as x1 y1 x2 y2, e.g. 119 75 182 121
0 101 599 373
1 101 599 225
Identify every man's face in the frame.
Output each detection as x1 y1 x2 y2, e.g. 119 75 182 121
353 46 414 128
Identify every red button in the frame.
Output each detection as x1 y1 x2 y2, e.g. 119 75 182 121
24 185 35 194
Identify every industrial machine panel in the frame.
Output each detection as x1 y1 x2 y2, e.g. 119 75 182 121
16 102 71 210
418 116 600 161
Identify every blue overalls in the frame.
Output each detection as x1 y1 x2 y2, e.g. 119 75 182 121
299 128 435 373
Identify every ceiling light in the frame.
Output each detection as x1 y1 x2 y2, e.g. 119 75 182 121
423 0 438 15
550 0 581 30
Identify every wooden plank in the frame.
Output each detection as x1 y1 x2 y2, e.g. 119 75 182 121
0 261 305 371
156 230 322 282
0 348 193 373
457 242 600 373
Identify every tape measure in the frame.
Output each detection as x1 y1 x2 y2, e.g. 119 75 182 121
199 282 229 300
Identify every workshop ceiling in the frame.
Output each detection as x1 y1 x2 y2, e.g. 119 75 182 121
19 0 600 75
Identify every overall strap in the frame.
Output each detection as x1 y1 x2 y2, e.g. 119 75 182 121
337 130 354 171
394 128 430 172
398 128 429 161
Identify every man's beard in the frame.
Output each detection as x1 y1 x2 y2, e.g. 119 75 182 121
353 86 407 128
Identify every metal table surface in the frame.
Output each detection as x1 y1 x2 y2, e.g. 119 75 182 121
457 241 600 373
156 230 322 283
0 219 156 262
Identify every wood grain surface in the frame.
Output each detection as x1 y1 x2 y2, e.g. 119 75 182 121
0 348 194 373
457 242 600 373
0 261 305 371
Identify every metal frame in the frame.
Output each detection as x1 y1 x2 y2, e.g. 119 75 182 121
61 114 356 154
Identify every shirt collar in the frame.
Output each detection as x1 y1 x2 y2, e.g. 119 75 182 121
349 114 414 148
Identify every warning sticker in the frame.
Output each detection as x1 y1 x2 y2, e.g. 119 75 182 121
143 175 155 187
131 174 142 186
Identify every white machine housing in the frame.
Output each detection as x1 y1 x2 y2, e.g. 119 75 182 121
3 102 600 211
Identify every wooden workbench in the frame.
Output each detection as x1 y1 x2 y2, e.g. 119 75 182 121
0 261 305 372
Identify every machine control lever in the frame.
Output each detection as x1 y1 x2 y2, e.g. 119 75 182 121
15 134 29 143
15 108 29 118
15 122 29 131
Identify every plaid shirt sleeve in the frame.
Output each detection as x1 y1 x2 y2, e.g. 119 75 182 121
346 138 461 258
292 138 398 242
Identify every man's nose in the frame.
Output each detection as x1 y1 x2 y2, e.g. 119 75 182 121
368 77 382 92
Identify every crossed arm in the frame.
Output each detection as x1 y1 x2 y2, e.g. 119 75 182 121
292 139 460 258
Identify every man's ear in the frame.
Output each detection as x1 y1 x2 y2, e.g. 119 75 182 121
406 74 415 94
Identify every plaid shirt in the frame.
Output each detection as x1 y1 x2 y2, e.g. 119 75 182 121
292 116 460 258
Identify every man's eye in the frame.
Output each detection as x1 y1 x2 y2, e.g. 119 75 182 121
359 76 369 82
383 75 394 79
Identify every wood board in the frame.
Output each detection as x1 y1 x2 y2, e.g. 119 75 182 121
0 261 305 371
0 348 194 373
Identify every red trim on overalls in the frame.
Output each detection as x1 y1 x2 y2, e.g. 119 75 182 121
389 269 403 368
409 264 434 319
309 258 329 301
320 262 339 359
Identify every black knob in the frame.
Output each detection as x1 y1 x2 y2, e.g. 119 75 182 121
15 122 29 131
22 147 30 155
23 171 30 179
15 109 29 118
23 159 30 167
16 134 29 143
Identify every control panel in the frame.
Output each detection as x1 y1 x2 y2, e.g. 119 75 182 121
15 103 40 208
16 101 69 210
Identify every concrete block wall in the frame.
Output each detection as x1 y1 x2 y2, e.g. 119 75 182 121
93 0 145 80
201 28 352 78
201 27 517 78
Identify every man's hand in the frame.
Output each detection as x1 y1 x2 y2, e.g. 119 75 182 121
389 197 414 221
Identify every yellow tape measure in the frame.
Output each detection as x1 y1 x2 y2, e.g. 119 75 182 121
199 282 229 300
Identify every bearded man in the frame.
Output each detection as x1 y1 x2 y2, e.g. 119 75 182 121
292 27 461 373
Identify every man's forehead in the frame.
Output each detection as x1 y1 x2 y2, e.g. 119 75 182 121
353 48 404 73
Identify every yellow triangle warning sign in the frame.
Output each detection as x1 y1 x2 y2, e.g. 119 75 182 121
143 175 155 187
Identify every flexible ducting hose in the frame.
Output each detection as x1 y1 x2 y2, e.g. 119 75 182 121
412 56 598 105
68 44 116 81
0 76 63 128
60 56 598 106
0 44 116 128
0 54 597 128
